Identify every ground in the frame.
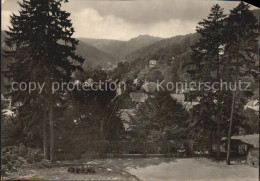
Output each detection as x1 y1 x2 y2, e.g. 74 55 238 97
127 158 259 181
3 157 259 181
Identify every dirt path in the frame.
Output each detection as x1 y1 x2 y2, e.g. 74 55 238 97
126 158 259 181
3 157 258 181
3 162 139 180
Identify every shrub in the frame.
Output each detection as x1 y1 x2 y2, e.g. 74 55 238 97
6 162 12 170
10 154 18 161
26 152 33 164
2 156 8 165
247 149 259 167
18 143 28 157
10 146 19 155
2 145 43 173
2 147 8 154
34 149 43 162
26 148 42 163
5 153 11 161
13 160 21 168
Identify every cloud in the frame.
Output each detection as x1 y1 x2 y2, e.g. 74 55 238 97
2 11 11 30
64 0 240 25
71 8 134 40
71 7 197 40
2 0 243 40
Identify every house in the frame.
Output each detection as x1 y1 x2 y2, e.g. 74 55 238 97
214 139 253 157
229 134 259 148
129 92 149 103
220 134 259 159
1 94 11 107
141 82 157 93
184 102 199 111
244 99 259 113
101 65 117 72
171 94 199 111
1 94 15 117
171 94 185 103
149 60 157 68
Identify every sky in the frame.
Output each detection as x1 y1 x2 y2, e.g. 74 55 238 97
1 0 254 40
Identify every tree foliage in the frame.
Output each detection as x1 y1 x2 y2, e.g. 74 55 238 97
128 91 189 142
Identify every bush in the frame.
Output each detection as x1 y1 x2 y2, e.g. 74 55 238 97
1 165 7 176
10 146 19 155
13 160 21 168
26 152 33 164
2 156 9 165
244 109 259 134
247 149 259 167
2 147 8 154
18 156 26 164
5 153 11 161
18 143 28 157
6 162 12 170
26 148 42 163
41 159 52 168
10 154 18 161
2 145 43 174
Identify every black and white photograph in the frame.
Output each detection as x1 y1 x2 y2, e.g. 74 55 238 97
1 0 259 180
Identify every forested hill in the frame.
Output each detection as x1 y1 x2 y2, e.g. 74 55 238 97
252 9 260 21
112 8 260 83
80 35 162 60
111 33 200 83
1 31 117 69
76 40 116 69
125 33 199 64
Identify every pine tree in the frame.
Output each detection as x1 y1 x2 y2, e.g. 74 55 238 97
184 4 226 159
53 70 123 156
128 91 189 143
4 0 84 162
224 2 258 165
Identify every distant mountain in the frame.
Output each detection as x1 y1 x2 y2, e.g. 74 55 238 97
1 31 116 70
118 33 200 82
79 38 124 56
252 9 260 22
118 9 260 82
125 34 198 63
80 35 162 60
76 41 116 69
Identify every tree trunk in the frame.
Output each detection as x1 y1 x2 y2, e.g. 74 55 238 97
216 40 222 161
226 43 240 165
42 104 48 160
226 89 236 165
101 119 104 139
209 131 213 155
216 113 221 160
49 88 55 162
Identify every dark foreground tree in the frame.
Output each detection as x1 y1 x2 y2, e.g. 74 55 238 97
55 70 124 157
4 0 84 162
128 91 189 142
184 4 226 159
224 2 258 165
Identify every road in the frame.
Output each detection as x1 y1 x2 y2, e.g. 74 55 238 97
4 157 258 181
126 158 259 181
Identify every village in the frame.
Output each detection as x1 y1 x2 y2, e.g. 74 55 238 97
1 57 259 180
1 0 259 180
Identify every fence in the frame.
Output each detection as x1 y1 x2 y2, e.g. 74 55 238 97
56 139 200 159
